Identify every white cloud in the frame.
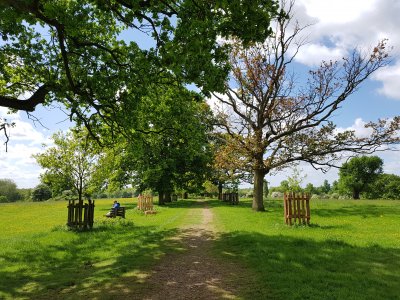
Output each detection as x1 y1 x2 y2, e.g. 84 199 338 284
373 63 400 99
298 0 377 24
294 43 345 66
335 118 373 138
0 109 50 146
292 0 400 100
0 143 44 188
0 107 21 120
381 147 400 175
0 109 51 188
347 118 373 138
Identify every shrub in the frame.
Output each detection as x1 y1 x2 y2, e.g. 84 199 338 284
330 193 340 199
271 192 284 199
122 191 132 198
31 184 52 201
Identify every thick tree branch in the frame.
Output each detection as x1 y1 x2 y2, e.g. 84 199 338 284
0 84 50 112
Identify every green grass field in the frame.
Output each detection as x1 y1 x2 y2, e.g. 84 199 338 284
0 198 399 299
211 198 400 299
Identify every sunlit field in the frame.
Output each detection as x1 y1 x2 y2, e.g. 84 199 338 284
0 198 399 299
211 198 400 299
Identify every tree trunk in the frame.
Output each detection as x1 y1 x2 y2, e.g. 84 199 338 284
165 191 172 202
183 192 188 199
353 189 360 199
252 169 265 211
158 191 165 205
218 182 223 200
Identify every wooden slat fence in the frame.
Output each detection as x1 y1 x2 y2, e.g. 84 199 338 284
67 199 95 230
283 192 310 225
137 195 154 212
222 192 239 205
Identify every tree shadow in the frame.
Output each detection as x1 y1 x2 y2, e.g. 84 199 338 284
154 199 230 209
0 223 183 299
213 232 400 299
313 204 398 218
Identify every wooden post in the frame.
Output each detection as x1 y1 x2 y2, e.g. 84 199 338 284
283 193 287 224
296 194 301 222
289 193 292 226
306 196 310 225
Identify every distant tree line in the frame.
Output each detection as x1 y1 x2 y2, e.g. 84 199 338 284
0 179 54 202
267 156 400 200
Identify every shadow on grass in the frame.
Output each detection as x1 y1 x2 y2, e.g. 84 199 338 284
0 221 183 299
313 204 399 218
214 232 400 300
153 198 234 209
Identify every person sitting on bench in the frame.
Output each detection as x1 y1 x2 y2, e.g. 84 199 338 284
106 200 120 217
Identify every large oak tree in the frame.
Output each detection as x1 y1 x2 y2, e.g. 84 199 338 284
213 1 400 211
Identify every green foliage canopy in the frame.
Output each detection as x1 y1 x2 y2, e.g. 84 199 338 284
34 129 100 201
95 84 214 203
0 0 279 145
364 173 400 200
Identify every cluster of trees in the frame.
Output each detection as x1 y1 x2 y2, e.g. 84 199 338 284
0 179 52 202
1 1 400 210
0 179 23 202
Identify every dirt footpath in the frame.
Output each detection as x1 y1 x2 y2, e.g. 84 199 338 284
137 202 245 300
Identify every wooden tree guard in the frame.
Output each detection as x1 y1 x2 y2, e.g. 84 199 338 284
283 192 310 225
67 199 95 230
222 192 239 205
137 195 154 212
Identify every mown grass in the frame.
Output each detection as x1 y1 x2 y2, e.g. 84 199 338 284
1 198 399 299
210 198 400 299
0 198 199 299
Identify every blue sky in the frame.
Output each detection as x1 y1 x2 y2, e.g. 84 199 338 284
1 0 400 188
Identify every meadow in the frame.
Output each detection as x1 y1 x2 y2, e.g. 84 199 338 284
0 198 399 299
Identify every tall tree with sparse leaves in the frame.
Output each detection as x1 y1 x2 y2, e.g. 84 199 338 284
213 0 400 211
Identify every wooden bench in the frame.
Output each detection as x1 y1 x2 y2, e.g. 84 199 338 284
106 206 125 218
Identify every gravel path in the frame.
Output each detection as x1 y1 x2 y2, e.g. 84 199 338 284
137 202 244 300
